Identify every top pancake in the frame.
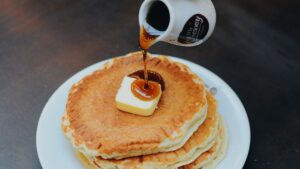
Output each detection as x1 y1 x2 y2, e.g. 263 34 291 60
62 52 207 159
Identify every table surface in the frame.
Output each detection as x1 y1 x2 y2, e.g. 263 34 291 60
0 0 299 169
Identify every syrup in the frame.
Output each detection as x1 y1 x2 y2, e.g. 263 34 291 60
129 70 165 91
131 79 160 101
133 1 170 101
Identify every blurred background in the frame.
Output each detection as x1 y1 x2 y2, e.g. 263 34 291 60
0 0 299 169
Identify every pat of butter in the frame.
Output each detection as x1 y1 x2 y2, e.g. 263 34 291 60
115 76 162 116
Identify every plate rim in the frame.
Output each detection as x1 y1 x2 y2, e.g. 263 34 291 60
36 54 251 169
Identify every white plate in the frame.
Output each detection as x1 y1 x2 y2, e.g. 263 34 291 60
36 55 250 169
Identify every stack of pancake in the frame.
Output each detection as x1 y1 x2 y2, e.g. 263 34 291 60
62 52 227 169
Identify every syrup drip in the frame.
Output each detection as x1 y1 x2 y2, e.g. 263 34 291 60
136 0 169 100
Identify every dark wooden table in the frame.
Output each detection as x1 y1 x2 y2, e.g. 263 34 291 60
0 0 299 169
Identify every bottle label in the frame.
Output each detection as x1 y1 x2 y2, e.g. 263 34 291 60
178 14 209 44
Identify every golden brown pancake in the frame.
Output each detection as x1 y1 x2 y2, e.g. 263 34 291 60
62 52 208 159
78 92 219 169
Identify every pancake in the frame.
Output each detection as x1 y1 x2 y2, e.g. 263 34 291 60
62 52 208 159
78 92 220 169
180 117 227 169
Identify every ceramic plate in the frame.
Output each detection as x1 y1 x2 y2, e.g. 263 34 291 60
36 55 250 169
